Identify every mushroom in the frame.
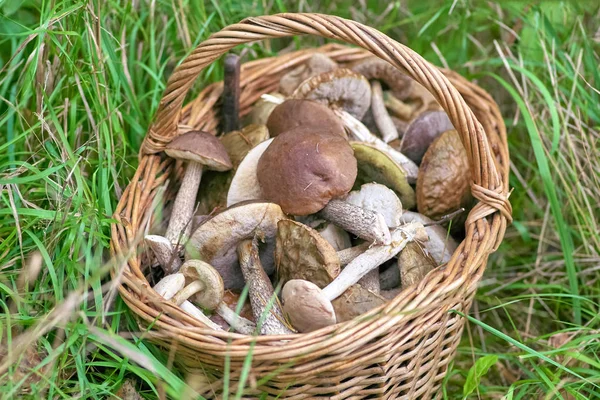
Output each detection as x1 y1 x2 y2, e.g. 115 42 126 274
416 129 473 220
257 130 391 245
344 183 403 228
384 91 416 121
370 80 399 143
244 93 285 125
400 111 454 164
351 142 416 210
144 235 182 274
350 57 413 100
266 99 346 139
400 211 458 265
237 237 293 335
398 242 437 289
281 279 336 333
164 131 233 245
196 124 269 215
291 69 371 120
226 138 273 207
222 53 240 132
338 111 419 182
331 284 386 323
275 220 341 289
152 273 222 330
281 221 426 331
279 53 338 95
185 201 287 289
316 222 352 251
337 242 371 266
171 260 256 334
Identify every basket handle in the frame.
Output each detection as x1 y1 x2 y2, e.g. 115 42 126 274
144 13 511 224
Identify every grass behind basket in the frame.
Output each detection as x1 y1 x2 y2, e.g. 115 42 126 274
0 0 599 399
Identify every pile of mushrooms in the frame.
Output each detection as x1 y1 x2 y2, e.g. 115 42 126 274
145 53 474 335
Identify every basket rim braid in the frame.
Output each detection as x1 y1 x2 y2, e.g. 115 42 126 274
111 13 512 398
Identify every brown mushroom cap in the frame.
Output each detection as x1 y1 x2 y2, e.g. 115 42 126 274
165 131 232 171
416 129 473 219
282 279 336 333
398 242 437 289
266 99 346 139
400 111 454 164
351 57 413 100
279 53 338 95
331 284 386 323
291 69 372 120
275 220 341 288
257 130 357 215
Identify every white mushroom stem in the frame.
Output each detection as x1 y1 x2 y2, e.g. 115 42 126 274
335 109 419 183
171 279 205 306
337 242 371 266
216 303 256 335
237 238 294 335
370 81 399 143
384 91 415 120
165 162 203 245
154 274 222 330
320 199 391 245
320 222 425 301
145 235 182 274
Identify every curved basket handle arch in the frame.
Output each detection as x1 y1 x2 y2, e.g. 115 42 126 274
143 13 511 225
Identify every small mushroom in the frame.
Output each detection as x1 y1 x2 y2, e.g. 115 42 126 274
185 201 287 289
400 111 454 164
399 242 437 289
351 142 416 210
266 99 346 139
244 93 285 125
291 69 371 120
144 235 182 274
337 110 419 182
281 279 336 333
344 183 403 228
238 237 293 335
331 284 386 323
257 130 391 244
350 57 413 100
416 129 473 220
275 220 341 288
279 53 338 95
370 80 399 143
226 138 273 207
164 131 233 245
400 211 458 265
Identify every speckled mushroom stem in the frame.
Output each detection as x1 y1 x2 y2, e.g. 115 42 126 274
223 54 241 132
320 222 425 301
164 162 203 246
335 109 419 183
237 238 294 335
371 81 399 143
320 199 391 245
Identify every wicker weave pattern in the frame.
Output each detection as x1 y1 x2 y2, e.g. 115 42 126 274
111 13 511 399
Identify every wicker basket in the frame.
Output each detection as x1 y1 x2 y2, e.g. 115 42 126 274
111 13 512 399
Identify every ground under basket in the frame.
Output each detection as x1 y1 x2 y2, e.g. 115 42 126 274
110 13 512 399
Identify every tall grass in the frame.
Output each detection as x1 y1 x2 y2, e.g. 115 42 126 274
0 0 598 398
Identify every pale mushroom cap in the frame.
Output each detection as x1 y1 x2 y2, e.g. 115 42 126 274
400 111 454 164
275 220 341 289
165 131 233 171
317 223 352 251
266 99 347 139
279 53 338 95
416 129 473 219
220 124 270 167
343 183 403 228
245 93 285 125
351 57 413 100
185 201 287 289
180 260 224 310
291 69 372 120
400 211 458 264
153 273 185 299
257 130 357 216
282 279 336 333
226 138 273 207
350 142 416 210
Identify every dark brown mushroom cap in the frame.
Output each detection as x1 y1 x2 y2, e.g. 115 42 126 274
416 129 473 219
257 130 357 215
400 111 454 164
266 99 347 139
331 284 386 323
165 131 233 171
351 58 413 100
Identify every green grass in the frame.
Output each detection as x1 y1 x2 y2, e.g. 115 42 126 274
1 0 599 398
